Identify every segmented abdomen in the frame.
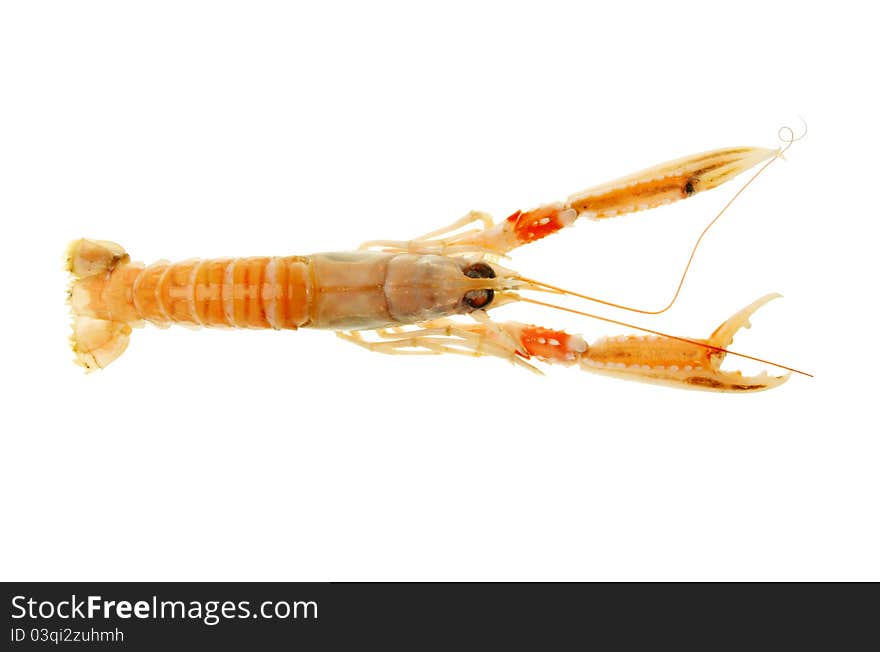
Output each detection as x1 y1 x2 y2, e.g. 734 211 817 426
78 257 313 329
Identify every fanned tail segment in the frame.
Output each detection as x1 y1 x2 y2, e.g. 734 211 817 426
66 239 137 371
66 239 318 371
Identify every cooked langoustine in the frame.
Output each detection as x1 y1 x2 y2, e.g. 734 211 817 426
66 136 807 392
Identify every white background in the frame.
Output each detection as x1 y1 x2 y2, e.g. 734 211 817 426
1 1 876 580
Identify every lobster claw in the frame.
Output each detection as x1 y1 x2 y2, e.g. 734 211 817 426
577 294 790 392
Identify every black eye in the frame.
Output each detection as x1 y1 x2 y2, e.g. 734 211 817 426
462 262 496 279
461 262 496 310
463 288 494 310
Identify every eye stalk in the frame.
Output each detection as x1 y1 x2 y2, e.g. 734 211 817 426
462 262 496 310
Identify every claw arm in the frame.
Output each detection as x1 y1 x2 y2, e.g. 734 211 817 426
500 294 790 392
471 146 777 254
373 146 778 256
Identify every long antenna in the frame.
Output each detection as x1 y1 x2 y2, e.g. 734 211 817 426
518 123 808 315
517 295 813 378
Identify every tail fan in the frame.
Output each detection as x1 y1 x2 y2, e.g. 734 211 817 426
65 239 133 371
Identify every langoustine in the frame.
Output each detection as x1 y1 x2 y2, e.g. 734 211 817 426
66 138 807 392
